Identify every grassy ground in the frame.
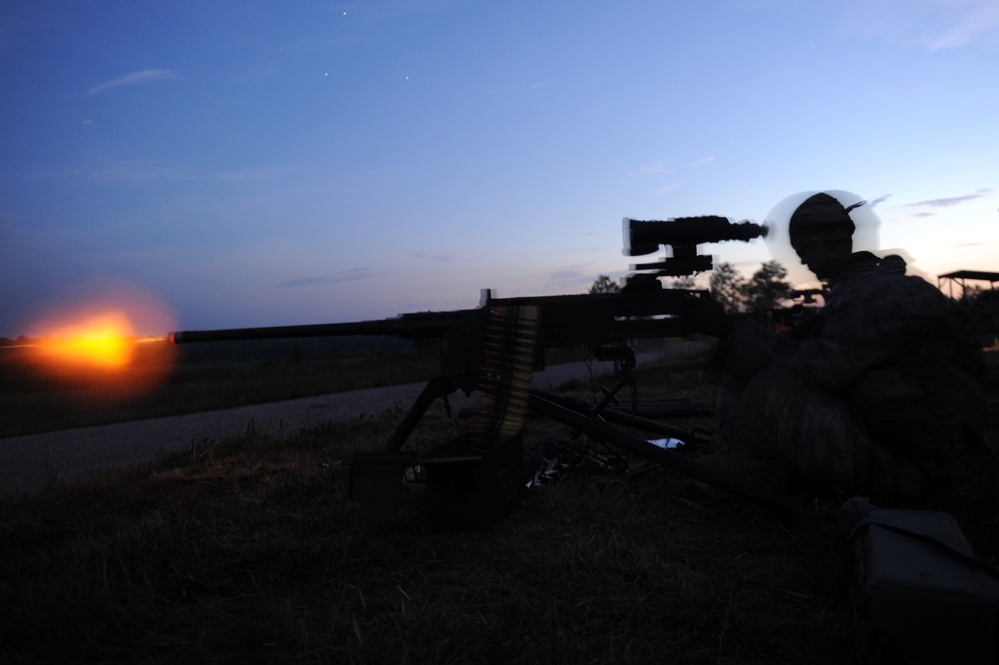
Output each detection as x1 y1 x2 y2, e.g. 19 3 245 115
0 340 597 438
0 345 440 438
1 361 997 664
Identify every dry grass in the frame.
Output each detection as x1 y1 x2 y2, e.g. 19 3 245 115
2 363 997 664
0 346 440 438
0 341 597 438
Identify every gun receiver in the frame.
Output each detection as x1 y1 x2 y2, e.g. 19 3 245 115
167 216 817 526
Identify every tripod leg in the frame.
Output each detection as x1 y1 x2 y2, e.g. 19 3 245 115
383 376 456 451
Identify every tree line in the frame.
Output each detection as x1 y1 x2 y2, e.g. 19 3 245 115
590 260 794 313
591 263 999 342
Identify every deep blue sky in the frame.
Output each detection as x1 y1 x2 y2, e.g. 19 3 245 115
2 0 997 336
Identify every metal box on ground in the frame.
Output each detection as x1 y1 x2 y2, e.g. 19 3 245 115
349 451 419 509
839 497 999 665
423 433 524 531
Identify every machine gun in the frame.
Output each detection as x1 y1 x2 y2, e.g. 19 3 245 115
170 216 818 526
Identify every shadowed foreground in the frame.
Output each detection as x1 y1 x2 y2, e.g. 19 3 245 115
0 353 654 497
2 364 996 664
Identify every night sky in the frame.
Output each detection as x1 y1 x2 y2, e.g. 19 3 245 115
2 1 997 337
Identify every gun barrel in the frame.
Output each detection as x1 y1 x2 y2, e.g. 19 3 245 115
169 287 702 348
169 311 471 345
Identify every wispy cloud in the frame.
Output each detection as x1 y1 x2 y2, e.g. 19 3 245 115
619 160 681 195
901 188 994 209
907 195 981 207
88 69 181 96
838 0 999 51
626 160 674 178
68 159 190 183
214 168 280 183
275 269 371 288
412 250 464 264
64 160 284 186
692 156 715 166
925 2 999 49
547 267 593 283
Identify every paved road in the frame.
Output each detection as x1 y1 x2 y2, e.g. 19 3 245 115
0 353 663 497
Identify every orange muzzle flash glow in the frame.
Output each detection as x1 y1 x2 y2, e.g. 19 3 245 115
23 293 177 399
36 312 138 369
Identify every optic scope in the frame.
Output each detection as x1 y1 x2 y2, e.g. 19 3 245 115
622 216 766 277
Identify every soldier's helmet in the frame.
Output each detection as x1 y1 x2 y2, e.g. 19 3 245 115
764 190 880 286
787 192 860 249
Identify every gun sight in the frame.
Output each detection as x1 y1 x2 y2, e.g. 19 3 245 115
622 216 766 279
623 216 766 256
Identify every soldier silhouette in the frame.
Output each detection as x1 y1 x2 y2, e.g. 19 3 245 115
696 192 989 503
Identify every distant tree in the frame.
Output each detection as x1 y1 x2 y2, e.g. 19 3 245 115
662 275 696 290
709 262 748 313
961 284 984 301
589 275 621 294
958 287 999 339
743 260 792 311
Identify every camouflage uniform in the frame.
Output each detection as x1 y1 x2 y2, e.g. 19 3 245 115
715 251 986 500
